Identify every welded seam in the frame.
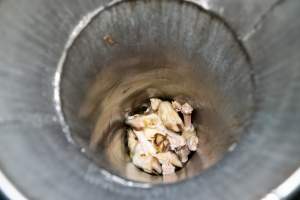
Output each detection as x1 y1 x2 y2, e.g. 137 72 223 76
240 0 300 199
53 2 114 145
53 0 153 189
53 0 257 189
242 0 287 41
186 0 258 157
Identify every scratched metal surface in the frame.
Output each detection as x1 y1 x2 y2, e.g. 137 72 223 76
0 0 299 200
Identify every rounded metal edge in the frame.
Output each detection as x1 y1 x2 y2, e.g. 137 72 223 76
52 0 256 189
53 0 154 189
0 0 296 198
0 170 28 200
261 168 300 200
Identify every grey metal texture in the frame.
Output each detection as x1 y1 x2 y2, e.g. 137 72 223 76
56 0 254 186
0 0 299 200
